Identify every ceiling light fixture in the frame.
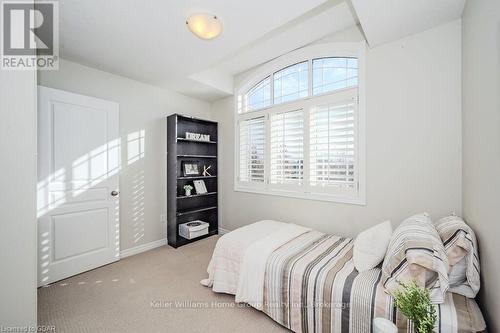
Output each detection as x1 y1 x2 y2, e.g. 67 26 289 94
186 13 222 40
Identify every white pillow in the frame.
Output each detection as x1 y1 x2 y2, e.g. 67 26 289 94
353 221 392 272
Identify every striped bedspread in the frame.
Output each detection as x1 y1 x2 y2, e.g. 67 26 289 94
262 231 485 333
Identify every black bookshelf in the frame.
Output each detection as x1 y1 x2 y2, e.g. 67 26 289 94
167 114 218 248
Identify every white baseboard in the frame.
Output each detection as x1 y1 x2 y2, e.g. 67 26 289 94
120 238 167 258
218 227 231 235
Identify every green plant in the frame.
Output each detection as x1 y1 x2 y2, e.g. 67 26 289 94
183 185 193 191
393 280 437 333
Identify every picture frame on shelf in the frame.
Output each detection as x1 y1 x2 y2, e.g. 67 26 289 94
193 180 208 194
182 161 199 176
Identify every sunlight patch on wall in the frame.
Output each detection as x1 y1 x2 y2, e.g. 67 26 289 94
127 130 145 165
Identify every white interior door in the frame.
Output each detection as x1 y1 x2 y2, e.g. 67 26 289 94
37 86 120 287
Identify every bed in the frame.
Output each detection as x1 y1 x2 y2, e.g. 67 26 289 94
201 220 486 333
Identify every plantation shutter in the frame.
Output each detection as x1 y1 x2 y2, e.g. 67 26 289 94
239 116 266 183
309 94 357 193
270 109 304 185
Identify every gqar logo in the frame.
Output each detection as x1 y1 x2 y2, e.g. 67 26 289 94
1 1 58 70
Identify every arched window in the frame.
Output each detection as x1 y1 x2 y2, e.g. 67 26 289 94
273 61 308 104
312 57 358 94
236 43 366 204
246 76 271 111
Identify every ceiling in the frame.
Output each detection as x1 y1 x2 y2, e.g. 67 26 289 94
58 0 465 101
350 0 465 47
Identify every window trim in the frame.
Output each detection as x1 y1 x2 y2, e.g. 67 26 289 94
234 42 366 205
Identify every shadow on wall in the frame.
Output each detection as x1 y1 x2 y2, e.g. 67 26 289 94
37 130 146 286
127 130 146 244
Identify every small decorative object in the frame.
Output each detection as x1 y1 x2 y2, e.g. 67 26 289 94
185 132 210 142
393 280 437 333
193 180 208 194
373 318 397 333
182 161 199 176
202 165 212 177
179 220 209 239
183 184 193 196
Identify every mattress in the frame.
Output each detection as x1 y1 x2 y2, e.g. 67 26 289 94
202 221 486 333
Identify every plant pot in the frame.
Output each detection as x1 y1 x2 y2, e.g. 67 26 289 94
373 318 397 333
185 189 191 196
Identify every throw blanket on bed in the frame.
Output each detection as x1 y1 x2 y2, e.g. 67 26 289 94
201 220 310 296
235 222 311 309
262 231 485 333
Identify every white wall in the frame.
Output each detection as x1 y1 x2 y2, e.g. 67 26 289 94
38 59 212 251
0 70 37 323
462 0 500 330
212 20 462 237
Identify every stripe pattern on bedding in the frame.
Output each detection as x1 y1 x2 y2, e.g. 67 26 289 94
261 230 485 333
434 215 480 298
381 214 449 304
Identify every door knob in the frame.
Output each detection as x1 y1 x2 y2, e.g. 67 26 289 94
111 190 119 197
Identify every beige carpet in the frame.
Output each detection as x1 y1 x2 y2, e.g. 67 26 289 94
38 236 288 333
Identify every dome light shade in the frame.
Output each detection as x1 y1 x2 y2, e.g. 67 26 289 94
186 14 222 40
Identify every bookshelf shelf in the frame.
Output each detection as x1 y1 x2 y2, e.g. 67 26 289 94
177 137 217 144
177 154 217 158
176 192 217 200
176 206 218 216
178 175 217 180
